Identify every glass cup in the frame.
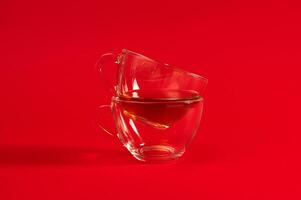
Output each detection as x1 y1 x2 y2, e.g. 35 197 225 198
97 49 208 162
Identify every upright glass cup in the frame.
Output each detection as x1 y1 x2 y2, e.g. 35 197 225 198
97 49 208 162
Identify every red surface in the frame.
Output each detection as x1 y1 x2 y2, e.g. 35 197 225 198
1 0 301 199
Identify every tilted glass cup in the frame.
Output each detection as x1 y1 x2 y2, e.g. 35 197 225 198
97 49 208 162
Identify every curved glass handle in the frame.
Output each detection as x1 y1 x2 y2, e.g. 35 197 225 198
98 105 116 137
96 53 118 92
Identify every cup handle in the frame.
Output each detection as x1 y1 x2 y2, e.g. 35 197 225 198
98 104 116 136
96 52 118 92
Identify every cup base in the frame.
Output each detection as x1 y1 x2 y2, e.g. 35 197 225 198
129 145 185 162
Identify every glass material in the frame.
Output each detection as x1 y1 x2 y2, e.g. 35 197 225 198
97 49 208 162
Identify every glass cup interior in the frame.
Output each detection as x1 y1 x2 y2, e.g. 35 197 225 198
116 49 208 99
111 95 204 162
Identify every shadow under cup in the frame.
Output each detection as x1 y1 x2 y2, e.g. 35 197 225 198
111 94 204 162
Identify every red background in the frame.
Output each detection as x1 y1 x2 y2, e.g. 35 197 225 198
1 0 301 199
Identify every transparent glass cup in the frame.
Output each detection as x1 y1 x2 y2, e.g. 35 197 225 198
97 49 208 162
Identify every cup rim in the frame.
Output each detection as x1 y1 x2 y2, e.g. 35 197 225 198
121 49 208 83
112 95 203 104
